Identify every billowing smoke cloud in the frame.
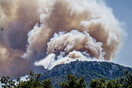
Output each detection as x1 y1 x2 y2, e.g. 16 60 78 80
0 0 39 77
47 30 104 59
0 0 123 77
24 0 122 69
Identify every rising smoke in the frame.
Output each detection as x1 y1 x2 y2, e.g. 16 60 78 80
0 0 123 77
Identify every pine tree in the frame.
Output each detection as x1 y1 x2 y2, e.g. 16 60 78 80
59 71 87 88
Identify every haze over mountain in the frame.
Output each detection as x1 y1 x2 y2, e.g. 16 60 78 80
0 0 127 78
40 61 132 87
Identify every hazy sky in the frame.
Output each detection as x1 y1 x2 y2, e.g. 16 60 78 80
106 0 132 67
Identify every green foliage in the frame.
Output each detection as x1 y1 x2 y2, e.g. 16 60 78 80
0 71 52 88
40 61 132 87
90 71 132 88
59 71 87 88
0 76 15 88
0 71 86 88
42 78 52 88
16 71 42 88
119 71 132 88
90 78 106 88
0 70 132 88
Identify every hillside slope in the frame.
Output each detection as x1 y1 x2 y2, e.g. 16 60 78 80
40 61 132 87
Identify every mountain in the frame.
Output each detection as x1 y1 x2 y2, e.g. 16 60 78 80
40 61 132 88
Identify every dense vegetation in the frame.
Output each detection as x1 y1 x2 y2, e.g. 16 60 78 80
0 71 87 88
40 61 132 87
59 71 87 88
0 71 132 88
90 71 132 88
0 72 52 88
0 61 132 88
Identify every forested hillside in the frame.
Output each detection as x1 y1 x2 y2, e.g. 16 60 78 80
40 61 132 87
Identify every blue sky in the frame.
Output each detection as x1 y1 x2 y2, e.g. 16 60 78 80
106 0 132 67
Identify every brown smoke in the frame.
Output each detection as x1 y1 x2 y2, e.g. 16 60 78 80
24 0 122 62
0 0 123 77
0 0 39 77
47 30 104 59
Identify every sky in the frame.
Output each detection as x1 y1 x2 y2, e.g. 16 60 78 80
106 0 132 67
0 1 132 87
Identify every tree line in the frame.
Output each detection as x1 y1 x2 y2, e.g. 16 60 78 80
0 71 132 88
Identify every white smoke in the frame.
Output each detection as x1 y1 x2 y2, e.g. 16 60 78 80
0 0 123 76
35 50 106 70
24 0 123 70
36 30 105 69
47 30 104 58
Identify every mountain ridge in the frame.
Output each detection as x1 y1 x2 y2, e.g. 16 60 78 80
40 61 132 87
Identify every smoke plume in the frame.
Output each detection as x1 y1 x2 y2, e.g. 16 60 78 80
0 0 123 77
